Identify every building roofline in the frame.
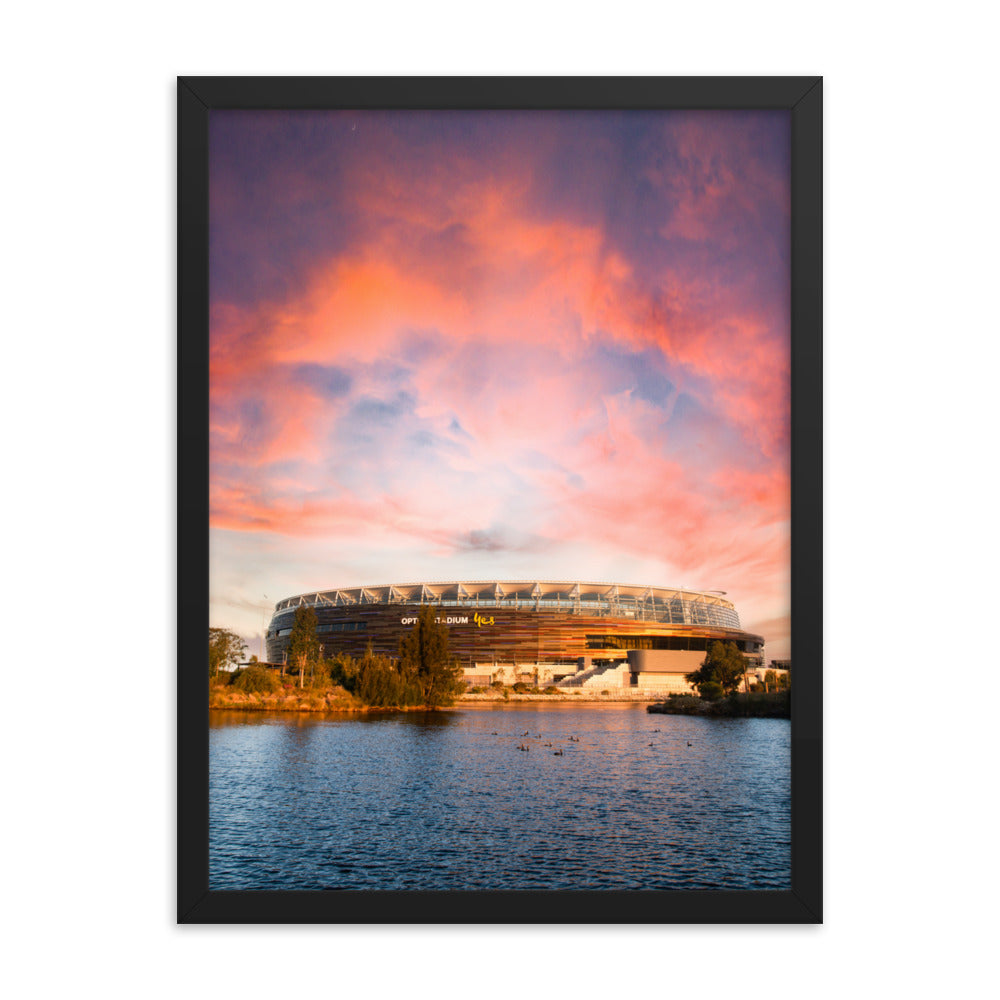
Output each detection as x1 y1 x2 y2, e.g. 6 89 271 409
271 581 739 613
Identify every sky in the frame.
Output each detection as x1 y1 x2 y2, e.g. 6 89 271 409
209 109 791 661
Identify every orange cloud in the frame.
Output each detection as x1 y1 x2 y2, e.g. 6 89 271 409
208 110 791 654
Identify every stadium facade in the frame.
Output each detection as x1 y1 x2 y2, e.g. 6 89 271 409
265 581 764 693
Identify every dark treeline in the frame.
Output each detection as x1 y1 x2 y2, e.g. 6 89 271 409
291 604 463 709
211 605 464 710
217 645 464 710
649 690 791 718
328 640 465 707
330 647 430 707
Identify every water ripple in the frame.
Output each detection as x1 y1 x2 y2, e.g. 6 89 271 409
210 704 790 890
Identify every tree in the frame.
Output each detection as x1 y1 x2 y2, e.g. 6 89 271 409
398 604 464 708
286 605 321 689
355 643 410 706
686 640 747 696
698 681 724 701
209 627 247 678
231 664 279 694
328 651 357 689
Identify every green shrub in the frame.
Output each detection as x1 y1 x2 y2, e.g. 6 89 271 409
353 649 424 707
328 652 357 688
512 682 531 693
698 681 724 701
543 686 560 694
232 665 280 694
713 690 791 718
468 686 485 694
600 689 610 695
309 660 334 688
667 695 702 712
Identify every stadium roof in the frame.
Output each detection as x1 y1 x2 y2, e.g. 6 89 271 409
273 581 735 613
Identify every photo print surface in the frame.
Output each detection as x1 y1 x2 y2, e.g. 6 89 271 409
207 109 792 891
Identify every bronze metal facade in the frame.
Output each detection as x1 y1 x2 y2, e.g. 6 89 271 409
265 582 763 667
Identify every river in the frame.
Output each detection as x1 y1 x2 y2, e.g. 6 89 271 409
210 702 790 890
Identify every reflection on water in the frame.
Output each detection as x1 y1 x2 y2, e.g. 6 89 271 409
210 703 790 890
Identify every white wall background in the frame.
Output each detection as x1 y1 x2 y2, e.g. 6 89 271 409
3 2 996 997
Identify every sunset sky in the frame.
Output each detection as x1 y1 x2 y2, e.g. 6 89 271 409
209 109 791 660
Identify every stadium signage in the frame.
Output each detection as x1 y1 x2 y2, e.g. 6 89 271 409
399 613 496 627
400 615 469 625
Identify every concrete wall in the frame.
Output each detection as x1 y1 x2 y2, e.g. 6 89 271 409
624 650 704 694
464 662 570 685
634 672 696 694
626 649 705 674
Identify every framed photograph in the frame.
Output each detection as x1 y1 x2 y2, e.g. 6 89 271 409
179 76 821 923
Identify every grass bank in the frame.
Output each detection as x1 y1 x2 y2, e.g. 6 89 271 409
209 682 366 713
209 684 456 713
209 684 665 712
209 673 668 712
648 691 791 718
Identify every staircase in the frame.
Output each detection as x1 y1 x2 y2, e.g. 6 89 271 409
558 660 630 690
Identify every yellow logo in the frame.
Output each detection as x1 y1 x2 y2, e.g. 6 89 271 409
473 612 495 628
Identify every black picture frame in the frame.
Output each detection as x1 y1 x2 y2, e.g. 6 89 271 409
178 76 822 924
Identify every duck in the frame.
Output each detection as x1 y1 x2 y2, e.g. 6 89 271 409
553 749 564 756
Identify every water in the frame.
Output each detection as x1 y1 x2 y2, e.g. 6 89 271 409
210 703 790 890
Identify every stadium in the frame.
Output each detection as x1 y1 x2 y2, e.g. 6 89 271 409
265 581 764 693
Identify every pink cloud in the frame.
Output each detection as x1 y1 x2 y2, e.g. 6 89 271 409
209 111 791 652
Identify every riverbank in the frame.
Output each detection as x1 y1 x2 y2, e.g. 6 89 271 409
209 684 668 712
648 692 790 718
459 690 663 704
210 685 371 712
